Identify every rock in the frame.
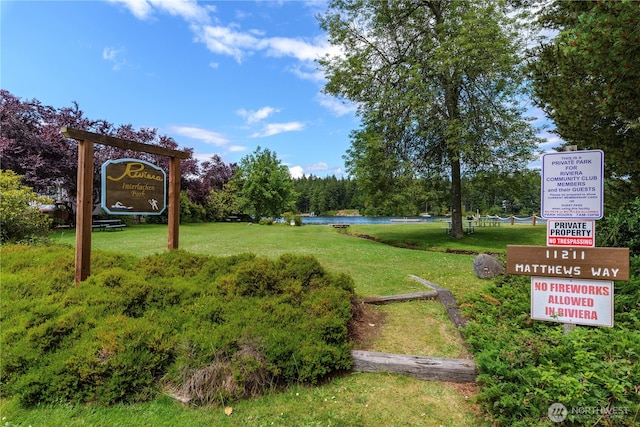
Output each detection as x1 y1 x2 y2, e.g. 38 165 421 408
473 254 505 279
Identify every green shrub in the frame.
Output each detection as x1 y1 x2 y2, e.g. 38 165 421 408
0 170 52 243
0 244 354 407
462 271 640 426
283 212 302 226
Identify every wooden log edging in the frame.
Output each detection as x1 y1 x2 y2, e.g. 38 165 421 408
351 350 477 383
358 290 438 305
408 275 469 330
350 276 477 383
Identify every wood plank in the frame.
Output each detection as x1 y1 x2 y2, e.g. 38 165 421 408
168 156 180 251
359 291 438 305
408 275 469 330
75 139 93 285
351 350 477 383
506 245 629 280
61 127 191 159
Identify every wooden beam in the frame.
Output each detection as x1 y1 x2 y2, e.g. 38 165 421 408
168 156 180 250
409 275 470 330
75 139 94 285
358 291 438 305
61 126 191 159
351 350 477 383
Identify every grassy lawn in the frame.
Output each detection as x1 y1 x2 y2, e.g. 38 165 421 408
50 222 546 298
2 222 545 426
0 373 481 426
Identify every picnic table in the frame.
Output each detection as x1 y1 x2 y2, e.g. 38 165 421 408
443 220 475 234
92 219 126 231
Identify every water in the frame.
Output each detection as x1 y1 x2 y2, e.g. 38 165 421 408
301 216 430 225
300 215 545 225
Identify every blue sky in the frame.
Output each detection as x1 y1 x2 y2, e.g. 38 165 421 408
1 0 361 178
2 0 557 177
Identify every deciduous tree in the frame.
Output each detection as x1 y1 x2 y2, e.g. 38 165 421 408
319 0 540 237
233 147 296 221
1 90 199 208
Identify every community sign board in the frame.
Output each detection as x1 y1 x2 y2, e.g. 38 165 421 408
547 219 595 247
541 149 604 219
101 159 166 215
530 277 613 327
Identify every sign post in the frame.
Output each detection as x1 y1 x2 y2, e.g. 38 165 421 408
506 148 629 328
62 127 190 285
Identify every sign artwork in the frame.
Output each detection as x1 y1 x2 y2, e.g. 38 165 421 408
101 159 166 215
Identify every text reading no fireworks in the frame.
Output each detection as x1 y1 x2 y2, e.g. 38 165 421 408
101 159 166 215
541 150 603 219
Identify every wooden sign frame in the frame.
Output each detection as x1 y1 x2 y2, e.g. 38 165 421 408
101 158 167 215
61 127 191 285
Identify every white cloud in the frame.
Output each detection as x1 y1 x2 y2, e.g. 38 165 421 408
264 36 335 62
109 0 339 80
306 162 329 172
237 106 280 124
228 145 247 153
153 0 209 23
194 28 338 66
317 93 357 117
102 46 127 70
289 165 304 179
191 151 220 164
108 0 209 23
289 63 326 83
168 125 228 146
108 0 153 20
194 25 262 63
250 122 305 138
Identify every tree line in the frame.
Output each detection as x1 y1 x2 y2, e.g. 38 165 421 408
293 171 541 218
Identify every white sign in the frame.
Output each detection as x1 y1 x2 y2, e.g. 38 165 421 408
547 220 595 247
541 150 604 219
531 277 613 327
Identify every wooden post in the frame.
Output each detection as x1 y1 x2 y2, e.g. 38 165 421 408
168 156 180 251
532 213 537 226
75 139 94 285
